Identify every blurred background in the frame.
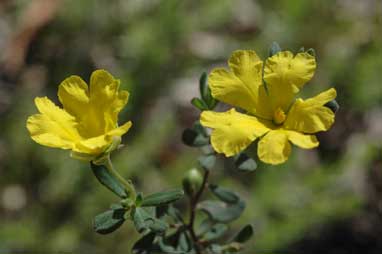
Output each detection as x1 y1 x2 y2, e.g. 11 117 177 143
0 0 381 253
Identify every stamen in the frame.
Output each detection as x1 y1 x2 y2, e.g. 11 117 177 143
273 107 286 125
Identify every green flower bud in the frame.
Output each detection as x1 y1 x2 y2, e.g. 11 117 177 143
182 168 203 197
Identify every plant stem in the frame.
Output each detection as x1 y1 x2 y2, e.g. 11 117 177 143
104 155 137 201
187 169 210 254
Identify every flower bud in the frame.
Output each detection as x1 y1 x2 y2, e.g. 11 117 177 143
182 168 203 197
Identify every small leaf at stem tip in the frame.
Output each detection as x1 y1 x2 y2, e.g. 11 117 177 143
199 71 208 100
132 207 168 234
209 184 240 204
198 154 216 170
90 162 127 198
197 200 245 223
269 41 281 57
94 208 125 234
191 97 208 111
325 99 339 113
234 153 257 172
233 224 254 243
141 189 184 207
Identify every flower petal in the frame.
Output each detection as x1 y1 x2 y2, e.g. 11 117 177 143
209 50 272 118
26 97 81 149
73 135 110 155
284 88 337 133
200 109 270 157
58 75 89 118
107 121 132 137
285 130 319 148
257 130 291 165
73 121 132 155
264 51 316 111
85 70 129 136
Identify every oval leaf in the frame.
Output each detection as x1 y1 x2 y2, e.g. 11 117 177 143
91 162 127 198
197 200 245 223
202 223 228 241
198 154 216 170
141 189 184 207
133 207 168 234
235 153 257 172
132 232 156 254
94 208 125 234
209 185 239 204
233 224 254 243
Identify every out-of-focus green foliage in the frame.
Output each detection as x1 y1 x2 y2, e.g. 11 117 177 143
0 0 381 253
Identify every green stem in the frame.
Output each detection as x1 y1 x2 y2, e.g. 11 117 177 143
104 155 137 201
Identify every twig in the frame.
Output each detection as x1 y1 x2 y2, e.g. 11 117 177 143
187 169 210 254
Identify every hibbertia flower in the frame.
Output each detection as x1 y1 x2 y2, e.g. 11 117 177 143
200 50 337 165
27 70 132 160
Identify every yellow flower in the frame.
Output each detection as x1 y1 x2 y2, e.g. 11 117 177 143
200 50 337 165
26 69 132 160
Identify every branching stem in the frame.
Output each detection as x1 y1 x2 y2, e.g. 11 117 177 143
187 169 210 254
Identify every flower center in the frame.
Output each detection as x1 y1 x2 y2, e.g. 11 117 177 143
273 107 286 125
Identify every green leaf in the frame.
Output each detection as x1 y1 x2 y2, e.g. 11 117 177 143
325 99 339 113
177 232 191 252
209 185 239 204
235 153 257 172
141 189 184 207
197 218 214 236
166 205 183 222
210 244 223 254
233 224 254 243
197 200 245 223
199 72 208 99
94 208 125 234
191 97 208 111
182 122 209 147
132 232 156 254
269 41 281 57
198 154 216 170
158 237 179 253
202 223 228 241
90 162 127 198
307 48 316 57
133 207 168 234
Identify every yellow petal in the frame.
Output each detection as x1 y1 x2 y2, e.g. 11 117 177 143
285 130 319 148
58 75 89 118
284 88 337 133
72 121 132 155
26 97 81 149
74 135 110 155
209 50 272 119
81 70 129 136
257 130 291 165
200 109 270 157
107 121 132 137
264 51 316 111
